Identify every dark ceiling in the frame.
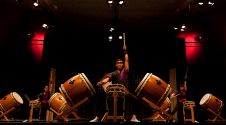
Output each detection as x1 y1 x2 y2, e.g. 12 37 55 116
1 0 226 37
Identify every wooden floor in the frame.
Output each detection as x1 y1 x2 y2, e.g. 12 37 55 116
0 119 226 125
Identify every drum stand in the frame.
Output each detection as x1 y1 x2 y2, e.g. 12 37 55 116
183 101 196 123
206 108 225 122
142 97 176 122
50 97 88 121
28 101 41 122
101 86 125 122
0 107 15 121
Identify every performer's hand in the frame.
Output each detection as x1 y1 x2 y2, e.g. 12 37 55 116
97 81 103 86
123 44 127 51
123 44 127 54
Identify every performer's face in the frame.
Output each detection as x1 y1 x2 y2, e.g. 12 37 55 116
115 60 124 70
44 86 49 92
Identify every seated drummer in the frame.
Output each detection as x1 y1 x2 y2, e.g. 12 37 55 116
36 85 51 120
90 42 141 122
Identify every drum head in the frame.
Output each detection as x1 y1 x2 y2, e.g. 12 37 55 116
49 93 58 104
79 73 96 95
200 93 211 105
12 92 23 104
59 84 73 105
135 73 151 96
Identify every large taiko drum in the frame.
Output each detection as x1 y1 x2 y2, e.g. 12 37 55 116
0 92 23 112
59 73 96 105
49 92 70 114
199 93 223 114
135 73 171 106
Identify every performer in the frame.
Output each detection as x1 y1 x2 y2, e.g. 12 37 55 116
90 34 141 122
170 82 187 123
35 85 51 120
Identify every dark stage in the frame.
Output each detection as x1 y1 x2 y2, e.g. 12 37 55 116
1 0 226 124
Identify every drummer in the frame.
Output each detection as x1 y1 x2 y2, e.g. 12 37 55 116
170 82 187 123
90 41 141 122
35 85 51 120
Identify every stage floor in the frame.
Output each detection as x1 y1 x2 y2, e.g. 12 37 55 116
1 119 226 125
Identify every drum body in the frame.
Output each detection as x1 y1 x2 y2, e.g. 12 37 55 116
0 92 23 112
135 73 171 106
59 73 96 105
160 97 171 111
199 93 223 114
106 84 125 94
49 92 70 114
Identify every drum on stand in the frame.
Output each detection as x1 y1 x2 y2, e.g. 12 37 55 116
0 92 23 112
59 73 96 106
49 92 70 114
199 93 224 119
135 73 171 106
0 92 23 119
102 84 126 121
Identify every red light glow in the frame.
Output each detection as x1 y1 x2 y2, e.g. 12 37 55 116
29 32 45 63
177 32 204 64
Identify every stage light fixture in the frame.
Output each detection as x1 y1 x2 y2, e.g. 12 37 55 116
119 0 124 5
33 0 39 7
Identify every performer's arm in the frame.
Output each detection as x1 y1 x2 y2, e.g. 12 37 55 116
97 74 111 86
123 44 129 72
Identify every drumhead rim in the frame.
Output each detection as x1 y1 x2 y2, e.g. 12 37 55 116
49 92 59 104
79 73 96 95
12 92 23 104
106 84 126 93
49 93 68 113
135 73 152 96
59 85 74 105
199 93 212 105
157 84 171 105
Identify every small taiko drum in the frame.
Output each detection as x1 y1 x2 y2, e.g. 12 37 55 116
106 84 125 93
59 73 96 105
199 93 223 114
135 73 171 106
49 92 70 114
0 92 23 112
102 82 112 92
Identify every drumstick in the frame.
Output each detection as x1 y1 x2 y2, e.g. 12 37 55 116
123 32 126 46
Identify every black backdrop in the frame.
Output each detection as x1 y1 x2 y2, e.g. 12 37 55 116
0 24 226 121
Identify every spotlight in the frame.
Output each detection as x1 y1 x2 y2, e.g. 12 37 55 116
42 23 48 29
33 0 39 7
107 0 113 4
118 35 122 39
119 0 124 5
208 1 214 6
173 27 178 30
198 2 204 5
27 32 34 39
109 27 115 32
181 24 186 29
195 35 203 41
